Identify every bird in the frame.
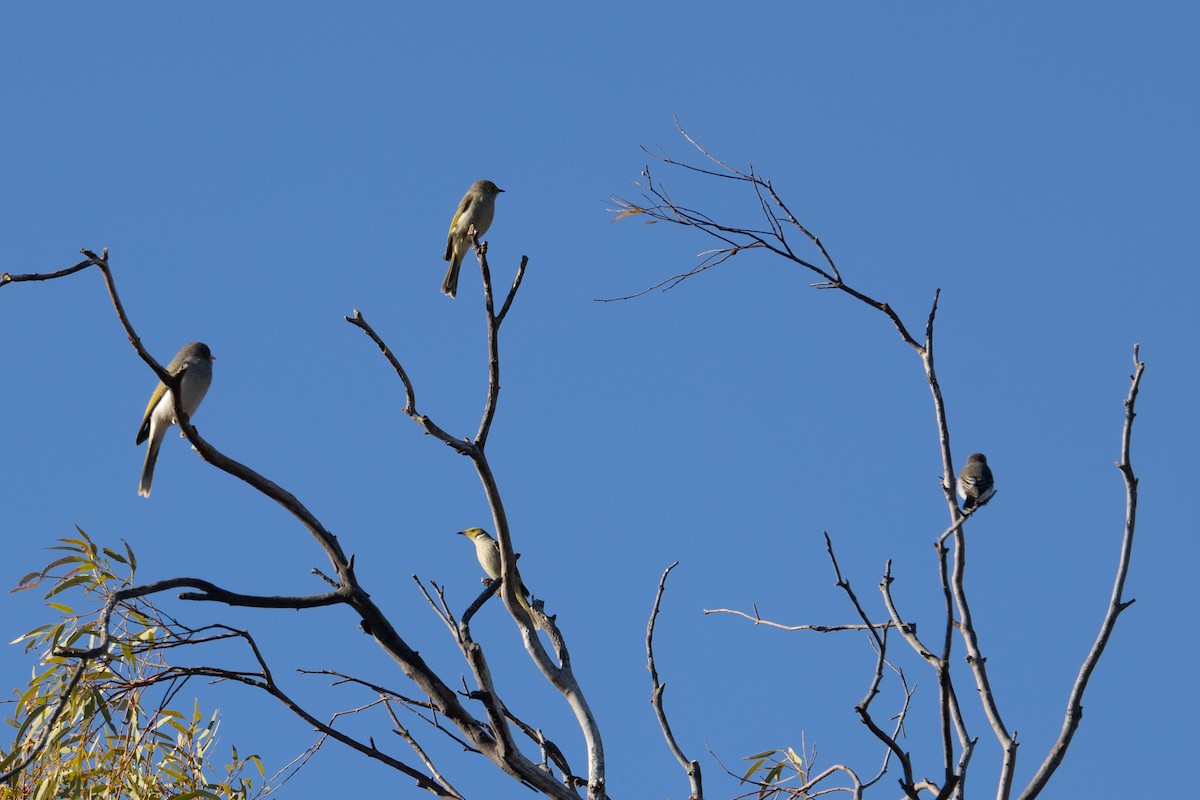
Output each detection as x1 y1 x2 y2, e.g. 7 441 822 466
442 179 504 298
456 527 541 629
957 452 995 511
135 342 215 497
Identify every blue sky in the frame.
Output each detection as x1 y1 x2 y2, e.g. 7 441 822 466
2 3 1196 798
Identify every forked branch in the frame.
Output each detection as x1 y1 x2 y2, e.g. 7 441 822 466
1017 346 1144 800
617 127 1140 800
5 250 575 799
824 534 918 799
351 244 606 800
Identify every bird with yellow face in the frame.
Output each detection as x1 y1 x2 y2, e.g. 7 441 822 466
456 527 542 629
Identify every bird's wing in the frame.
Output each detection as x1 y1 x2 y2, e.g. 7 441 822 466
136 382 168 444
448 193 475 235
445 194 476 261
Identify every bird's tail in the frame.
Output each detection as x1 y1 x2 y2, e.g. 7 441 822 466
514 590 544 631
441 251 463 298
138 429 163 497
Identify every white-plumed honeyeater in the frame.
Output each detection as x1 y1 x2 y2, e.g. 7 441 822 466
456 527 541 629
442 180 504 298
957 452 995 511
136 342 215 497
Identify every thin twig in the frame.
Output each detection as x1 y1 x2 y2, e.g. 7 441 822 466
384 700 466 800
704 607 911 634
646 562 703 800
495 255 529 327
0 257 93 288
53 577 345 660
824 534 919 800
344 310 468 454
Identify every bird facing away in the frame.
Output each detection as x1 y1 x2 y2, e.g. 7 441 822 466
957 452 995 511
442 179 504 298
456 527 541 629
136 342 215 497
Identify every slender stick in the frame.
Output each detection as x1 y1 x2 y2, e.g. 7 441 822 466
646 562 703 800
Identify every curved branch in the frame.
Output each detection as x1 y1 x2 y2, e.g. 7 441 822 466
66 251 359 583
354 247 605 799
345 310 470 455
609 125 924 352
176 580 346 608
302 668 481 757
1018 346 1145 800
495 255 529 328
8 252 560 794
352 249 599 799
473 451 606 799
136 627 458 798
612 128 1142 800
880 555 972 794
476 239 503 448
384 701 466 800
53 577 346 659
646 562 703 800
0 257 93 288
704 606 909 634
824 533 919 799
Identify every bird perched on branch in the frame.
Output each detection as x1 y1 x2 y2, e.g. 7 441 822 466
456 527 541 629
136 342 215 497
957 452 995 511
442 179 504 298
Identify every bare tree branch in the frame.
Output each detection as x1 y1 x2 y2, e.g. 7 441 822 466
614 123 1147 796
345 310 469 455
352 243 607 800
145 627 457 797
52 576 346 660
1018 345 1145 800
476 237 506 448
608 122 923 351
495 253 529 327
0 257 93 288
823 534 918 800
646 562 703 800
385 700 466 800
703 606 911 634
5 251 581 798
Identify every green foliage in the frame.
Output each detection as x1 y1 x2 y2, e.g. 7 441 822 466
740 745 811 800
1 531 263 800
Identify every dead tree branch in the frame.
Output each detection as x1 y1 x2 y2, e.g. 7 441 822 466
824 534 919 800
646 562 703 800
4 250 579 799
351 243 606 800
1017 345 1145 800
609 124 1143 798
703 606 911 634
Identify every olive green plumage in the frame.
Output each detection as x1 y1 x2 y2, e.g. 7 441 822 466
442 180 504 297
136 342 215 497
